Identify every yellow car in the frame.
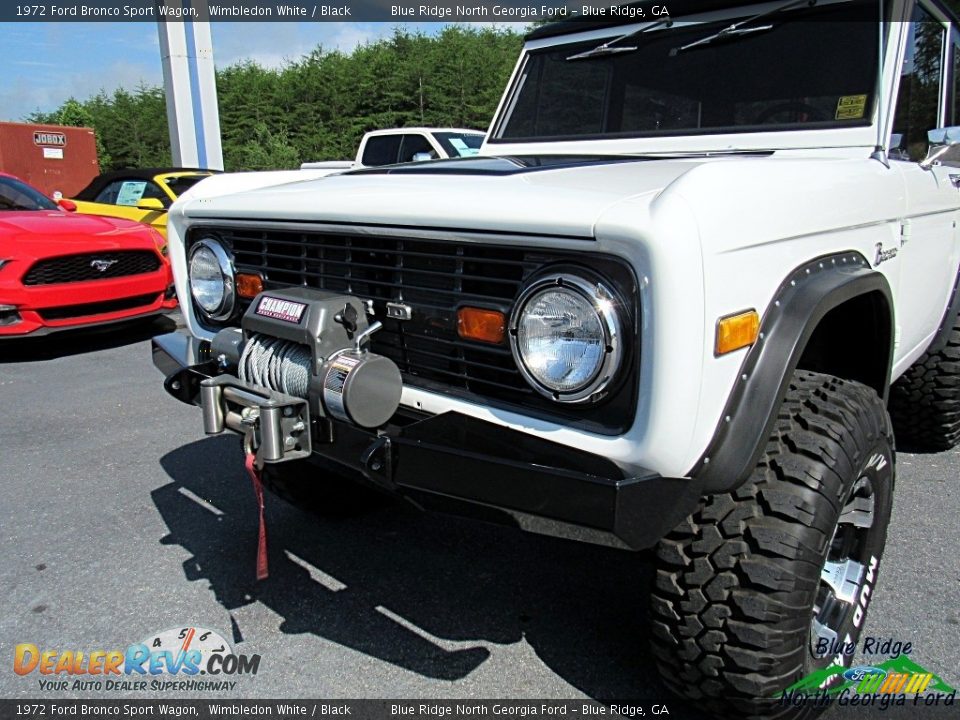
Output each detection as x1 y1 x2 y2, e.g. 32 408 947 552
69 168 215 239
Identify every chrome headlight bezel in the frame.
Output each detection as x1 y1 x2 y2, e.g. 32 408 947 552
188 238 235 321
508 272 624 404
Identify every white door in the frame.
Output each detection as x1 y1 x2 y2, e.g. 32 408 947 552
890 3 960 358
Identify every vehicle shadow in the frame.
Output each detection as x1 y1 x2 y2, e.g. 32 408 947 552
0 314 177 363
155 436 699 713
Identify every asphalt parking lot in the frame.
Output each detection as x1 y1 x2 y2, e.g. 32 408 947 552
1 314 958 710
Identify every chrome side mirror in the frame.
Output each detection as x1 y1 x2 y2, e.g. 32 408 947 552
920 126 960 170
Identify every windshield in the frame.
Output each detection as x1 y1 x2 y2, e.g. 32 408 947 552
496 1 880 142
0 176 58 211
433 132 485 157
163 174 210 198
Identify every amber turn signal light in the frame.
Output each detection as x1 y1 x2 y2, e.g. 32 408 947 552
236 273 264 299
458 307 506 345
716 310 760 356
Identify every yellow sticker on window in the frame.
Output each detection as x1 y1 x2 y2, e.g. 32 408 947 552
836 94 868 120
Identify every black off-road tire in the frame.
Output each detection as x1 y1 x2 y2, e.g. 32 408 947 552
260 458 389 517
888 323 960 452
650 371 894 718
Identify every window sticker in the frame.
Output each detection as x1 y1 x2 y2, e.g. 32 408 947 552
116 181 148 206
836 95 868 120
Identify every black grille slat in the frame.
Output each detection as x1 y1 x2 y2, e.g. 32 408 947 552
23 251 161 286
402 346 521 375
375 331 516 357
260 253 524 285
245 271 518 308
402 365 532 393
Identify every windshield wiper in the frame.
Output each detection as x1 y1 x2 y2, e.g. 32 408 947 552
566 18 674 61
672 0 820 54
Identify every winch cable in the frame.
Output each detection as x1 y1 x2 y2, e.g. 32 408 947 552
238 334 311 398
236 334 312 582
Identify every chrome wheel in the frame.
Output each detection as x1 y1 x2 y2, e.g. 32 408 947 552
810 475 876 663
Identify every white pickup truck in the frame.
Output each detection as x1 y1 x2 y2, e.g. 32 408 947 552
154 1 960 715
299 127 485 171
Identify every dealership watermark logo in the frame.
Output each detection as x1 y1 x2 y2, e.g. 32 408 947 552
13 626 260 692
777 638 955 709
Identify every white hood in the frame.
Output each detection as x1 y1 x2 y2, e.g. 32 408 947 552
175 156 717 238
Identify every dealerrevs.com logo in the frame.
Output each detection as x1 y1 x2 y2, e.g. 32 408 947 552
13 626 261 692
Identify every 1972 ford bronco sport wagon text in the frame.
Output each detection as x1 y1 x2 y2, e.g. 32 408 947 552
153 0 960 715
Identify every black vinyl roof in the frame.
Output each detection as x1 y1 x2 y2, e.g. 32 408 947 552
73 167 216 201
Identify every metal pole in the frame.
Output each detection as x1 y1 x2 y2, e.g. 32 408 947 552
156 0 224 170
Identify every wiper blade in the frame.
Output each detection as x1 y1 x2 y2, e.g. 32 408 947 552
674 23 775 52
566 18 674 61
672 0 819 54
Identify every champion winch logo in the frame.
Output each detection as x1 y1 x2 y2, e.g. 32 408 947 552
255 296 306 324
90 259 118 273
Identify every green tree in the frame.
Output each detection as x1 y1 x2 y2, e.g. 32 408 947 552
226 122 300 170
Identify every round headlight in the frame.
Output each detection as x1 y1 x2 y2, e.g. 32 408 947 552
189 239 235 321
510 273 623 403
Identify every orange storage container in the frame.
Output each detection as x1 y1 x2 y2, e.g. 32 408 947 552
0 122 100 198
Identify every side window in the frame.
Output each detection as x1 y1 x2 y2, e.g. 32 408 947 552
361 135 402 166
93 180 166 206
397 134 435 163
892 5 946 161
93 180 126 204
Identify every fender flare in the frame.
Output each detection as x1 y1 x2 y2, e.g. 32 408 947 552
691 252 894 493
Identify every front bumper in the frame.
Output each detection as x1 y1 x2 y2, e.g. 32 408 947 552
153 330 701 550
0 269 177 336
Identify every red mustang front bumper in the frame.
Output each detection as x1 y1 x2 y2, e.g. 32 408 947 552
0 261 176 337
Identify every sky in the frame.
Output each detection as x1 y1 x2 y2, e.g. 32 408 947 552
0 21 454 122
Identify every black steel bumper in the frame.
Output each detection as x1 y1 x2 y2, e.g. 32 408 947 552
152 330 702 550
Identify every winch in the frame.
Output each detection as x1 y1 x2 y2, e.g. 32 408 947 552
199 287 403 467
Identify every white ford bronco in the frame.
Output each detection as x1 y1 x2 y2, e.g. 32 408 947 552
154 0 960 715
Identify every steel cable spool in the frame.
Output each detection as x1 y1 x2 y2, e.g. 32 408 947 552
239 333 312 398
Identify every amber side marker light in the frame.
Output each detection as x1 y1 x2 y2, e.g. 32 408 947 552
716 310 760 356
458 307 506 345
236 273 264 299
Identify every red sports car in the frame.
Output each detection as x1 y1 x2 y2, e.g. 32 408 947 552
0 172 177 337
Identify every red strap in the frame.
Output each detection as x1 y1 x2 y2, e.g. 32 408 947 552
244 452 269 581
